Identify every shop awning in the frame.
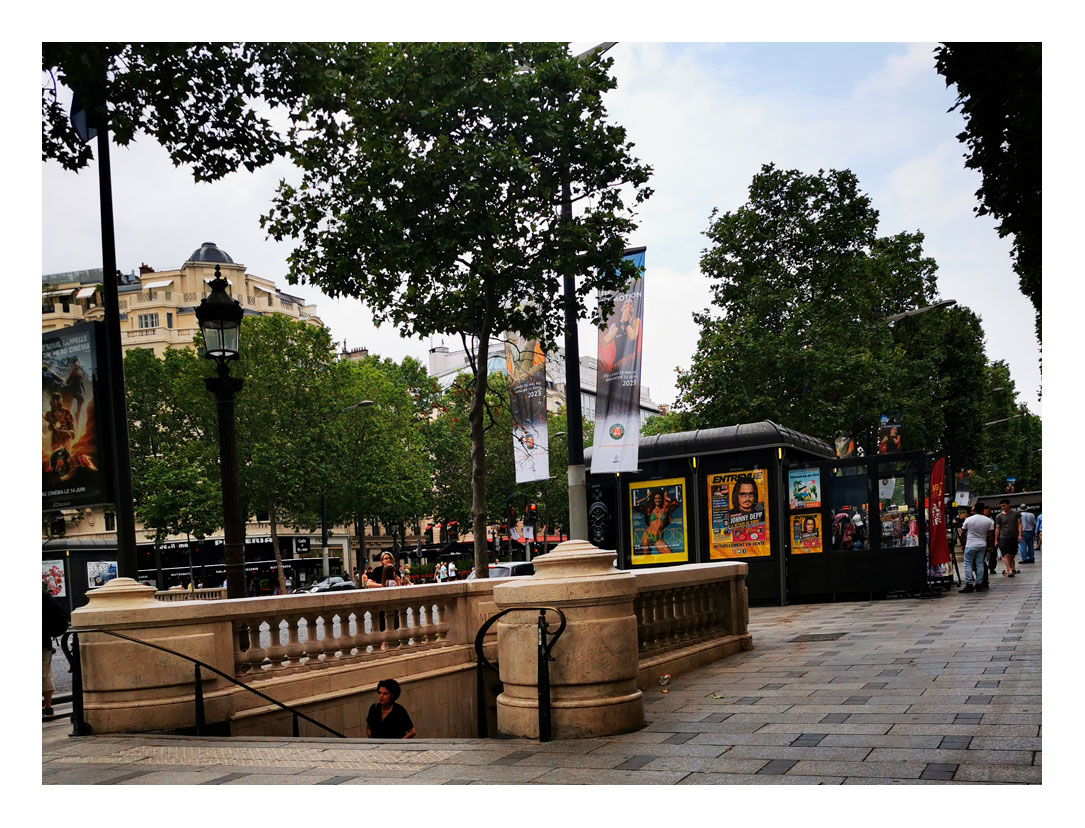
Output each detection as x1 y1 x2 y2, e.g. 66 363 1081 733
142 279 174 289
74 286 97 299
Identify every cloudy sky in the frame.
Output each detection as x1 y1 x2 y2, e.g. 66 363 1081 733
41 41 1041 416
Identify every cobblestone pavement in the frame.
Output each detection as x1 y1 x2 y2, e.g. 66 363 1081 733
43 553 1041 785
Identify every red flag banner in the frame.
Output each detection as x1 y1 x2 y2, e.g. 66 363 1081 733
928 457 949 566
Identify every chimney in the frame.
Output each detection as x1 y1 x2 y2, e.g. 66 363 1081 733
139 263 155 275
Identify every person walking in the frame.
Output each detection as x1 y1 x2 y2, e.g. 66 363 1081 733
958 502 995 593
436 561 447 583
447 560 457 582
1018 505 1037 564
994 499 1022 577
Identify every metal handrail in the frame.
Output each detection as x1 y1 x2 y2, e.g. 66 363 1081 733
60 628 346 739
473 606 566 742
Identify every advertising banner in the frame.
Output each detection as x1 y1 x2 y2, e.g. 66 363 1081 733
87 560 118 587
505 333 549 483
954 470 971 506
877 415 902 454
629 477 688 565
708 469 772 558
788 468 821 510
928 457 950 566
43 322 111 510
790 513 823 554
43 560 67 597
591 249 646 474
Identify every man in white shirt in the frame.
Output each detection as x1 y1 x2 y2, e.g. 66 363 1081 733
1018 505 1037 563
448 560 457 581
959 502 995 593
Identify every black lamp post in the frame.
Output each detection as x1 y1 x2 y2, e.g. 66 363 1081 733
196 266 246 600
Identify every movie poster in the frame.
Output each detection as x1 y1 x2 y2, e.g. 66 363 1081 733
708 469 772 558
43 322 110 510
43 560 67 597
591 248 646 474
790 514 823 554
87 560 118 587
788 468 822 510
629 477 688 566
505 333 549 483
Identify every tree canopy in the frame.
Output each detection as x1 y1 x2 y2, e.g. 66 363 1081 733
262 42 653 575
934 43 1042 338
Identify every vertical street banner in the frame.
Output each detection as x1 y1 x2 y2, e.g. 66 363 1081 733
505 333 549 483
707 469 772 558
591 248 646 474
629 478 688 565
954 470 972 506
43 322 112 510
928 456 950 566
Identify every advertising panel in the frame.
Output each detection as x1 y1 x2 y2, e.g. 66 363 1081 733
43 560 67 597
505 333 549 482
877 415 902 454
591 249 646 474
87 560 118 587
43 322 111 510
708 469 772 558
790 513 823 554
629 477 688 566
788 468 822 510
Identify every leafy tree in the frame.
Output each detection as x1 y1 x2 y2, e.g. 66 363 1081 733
677 165 946 448
968 361 1042 496
640 409 693 437
232 315 341 593
262 42 652 576
42 43 332 181
934 43 1042 338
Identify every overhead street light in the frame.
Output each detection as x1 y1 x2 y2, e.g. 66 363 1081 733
886 299 957 326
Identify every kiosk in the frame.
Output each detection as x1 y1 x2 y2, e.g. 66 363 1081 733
584 421 929 605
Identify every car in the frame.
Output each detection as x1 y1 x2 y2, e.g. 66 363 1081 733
299 576 358 594
465 562 535 580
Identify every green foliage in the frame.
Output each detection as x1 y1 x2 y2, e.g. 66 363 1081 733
640 410 693 437
934 43 1042 337
677 165 947 447
42 43 334 181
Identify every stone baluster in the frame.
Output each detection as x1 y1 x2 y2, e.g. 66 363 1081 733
432 600 451 644
282 614 307 670
233 621 255 675
263 616 286 671
243 619 268 673
418 603 439 645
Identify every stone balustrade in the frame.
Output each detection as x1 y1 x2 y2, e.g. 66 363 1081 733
154 588 227 602
71 557 749 738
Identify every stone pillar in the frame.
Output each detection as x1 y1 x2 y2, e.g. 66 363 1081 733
492 540 644 738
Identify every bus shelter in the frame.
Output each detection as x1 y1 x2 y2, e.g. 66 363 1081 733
584 420 929 606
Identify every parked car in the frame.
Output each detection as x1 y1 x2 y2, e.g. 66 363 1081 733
297 576 357 594
465 562 535 580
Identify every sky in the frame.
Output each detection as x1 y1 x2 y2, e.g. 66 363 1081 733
39 41 1043 416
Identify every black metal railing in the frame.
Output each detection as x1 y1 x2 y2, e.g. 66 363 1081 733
473 606 566 742
60 628 346 739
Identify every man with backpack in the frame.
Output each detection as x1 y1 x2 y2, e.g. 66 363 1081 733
43 585 70 719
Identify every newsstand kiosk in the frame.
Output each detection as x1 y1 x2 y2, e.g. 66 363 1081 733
584 420 929 606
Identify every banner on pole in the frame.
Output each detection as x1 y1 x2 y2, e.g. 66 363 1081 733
591 248 645 474
928 457 950 566
506 333 549 483
43 322 112 510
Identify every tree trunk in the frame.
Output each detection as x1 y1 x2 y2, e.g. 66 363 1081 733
469 274 498 578
356 514 366 575
268 498 287 594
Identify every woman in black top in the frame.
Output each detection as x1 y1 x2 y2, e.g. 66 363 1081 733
366 678 416 739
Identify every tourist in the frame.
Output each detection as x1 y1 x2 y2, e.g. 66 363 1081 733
366 678 416 739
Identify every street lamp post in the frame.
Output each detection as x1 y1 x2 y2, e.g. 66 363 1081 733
196 266 246 600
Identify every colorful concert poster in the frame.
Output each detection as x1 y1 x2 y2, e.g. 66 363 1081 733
505 333 549 483
629 478 688 566
591 248 646 474
43 322 110 510
791 513 823 554
788 468 822 510
708 468 772 558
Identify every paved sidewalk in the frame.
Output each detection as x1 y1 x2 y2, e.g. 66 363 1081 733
43 554 1041 785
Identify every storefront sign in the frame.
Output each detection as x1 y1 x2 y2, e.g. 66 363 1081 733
629 477 688 565
707 469 772 558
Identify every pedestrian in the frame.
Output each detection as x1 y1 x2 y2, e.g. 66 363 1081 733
366 678 416 739
1036 512 1042 551
958 502 995 593
994 499 1022 577
447 560 457 582
436 561 447 583
402 563 412 584
43 585 69 719
1018 505 1037 564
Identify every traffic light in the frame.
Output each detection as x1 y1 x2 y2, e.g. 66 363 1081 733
525 502 538 527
